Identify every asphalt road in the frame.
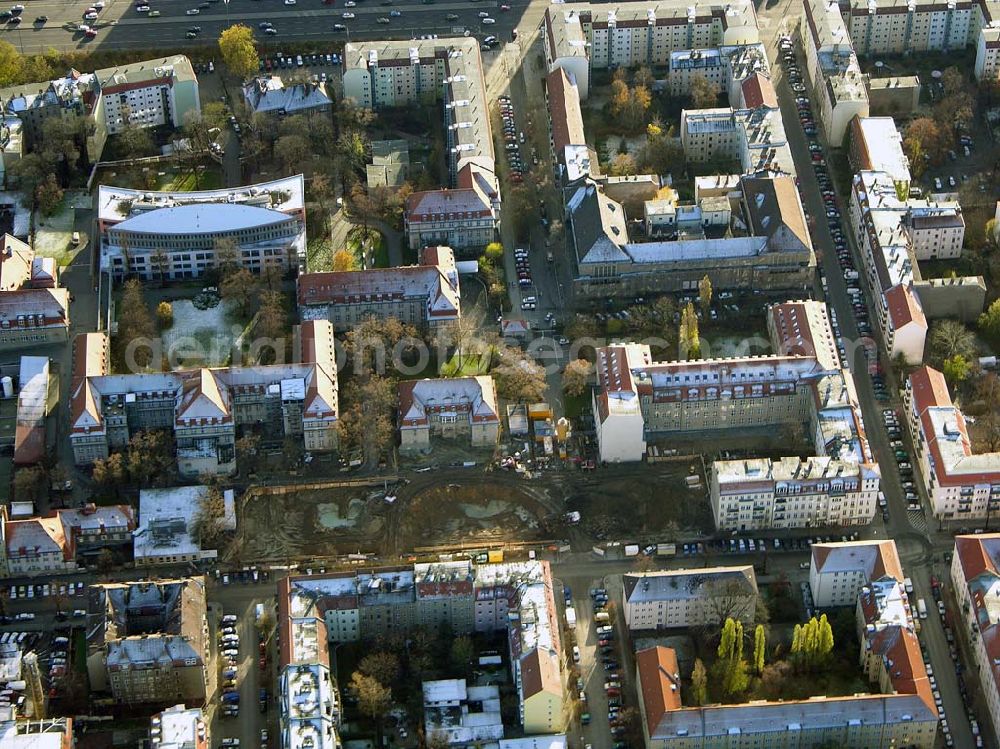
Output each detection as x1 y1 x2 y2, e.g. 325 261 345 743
762 11 977 747
0 0 528 52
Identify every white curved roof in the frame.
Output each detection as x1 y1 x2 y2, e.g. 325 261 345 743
111 202 294 235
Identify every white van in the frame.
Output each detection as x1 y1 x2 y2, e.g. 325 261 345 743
71 232 80 245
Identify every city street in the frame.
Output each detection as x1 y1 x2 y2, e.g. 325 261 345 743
0 0 534 53
759 4 977 745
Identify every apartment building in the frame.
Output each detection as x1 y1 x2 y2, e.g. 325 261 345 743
0 712 73 749
397 376 500 452
623 567 757 629
150 704 208 749
243 77 331 118
802 0 870 146
69 322 338 477
595 299 871 456
343 38 499 246
571 175 814 298
669 48 726 95
96 56 200 135
848 116 911 198
3 504 135 577
809 540 904 607
96 176 306 280
0 69 106 163
952 534 1000 744
905 366 1000 520
0 57 198 163
638 644 934 747
135 486 235 567
404 175 499 252
0 234 70 349
849 170 928 364
423 680 504 745
643 195 731 238
977 24 1000 79
546 67 595 184
13 355 53 467
298 245 460 330
712 456 880 531
542 0 761 100
844 0 973 55
276 574 342 749
278 561 565 735
680 103 794 176
87 578 209 707
638 539 935 748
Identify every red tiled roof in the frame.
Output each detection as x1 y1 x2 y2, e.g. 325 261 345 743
885 284 926 330
741 73 777 109
636 647 682 738
547 68 585 155
908 365 951 415
956 534 997 582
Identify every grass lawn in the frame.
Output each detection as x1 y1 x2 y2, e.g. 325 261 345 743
307 238 334 272
157 168 223 192
440 352 493 376
346 226 387 269
563 391 591 419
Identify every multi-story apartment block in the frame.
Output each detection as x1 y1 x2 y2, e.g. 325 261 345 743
0 712 74 749
595 303 876 529
637 540 935 748
404 173 499 252
397 376 500 452
0 69 106 163
69 322 338 477
905 366 1000 520
669 48 726 95
809 540 903 607
623 567 757 629
802 0 870 146
276 574 342 749
643 195 731 238
977 23 1000 79
87 578 209 707
0 234 70 349
542 0 761 100
278 561 565 735
2 504 135 577
135 486 235 567
0 57 198 164
14 355 53 467
96 176 306 280
680 98 794 175
952 534 1000 745
570 175 814 298
546 67 595 184
298 246 460 331
848 116 911 198
423 679 504 745
150 704 208 749
242 77 331 118
849 170 930 364
96 56 200 135
343 38 499 251
843 0 973 57
711 456 880 531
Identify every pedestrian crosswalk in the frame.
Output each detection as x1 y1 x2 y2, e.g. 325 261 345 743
908 509 930 535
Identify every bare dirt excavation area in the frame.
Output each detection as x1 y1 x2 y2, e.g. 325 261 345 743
233 463 708 562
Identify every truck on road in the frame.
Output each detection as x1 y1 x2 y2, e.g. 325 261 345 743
917 598 927 619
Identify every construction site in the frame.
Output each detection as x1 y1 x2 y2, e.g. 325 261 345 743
231 462 712 563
